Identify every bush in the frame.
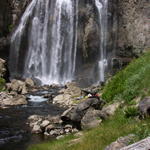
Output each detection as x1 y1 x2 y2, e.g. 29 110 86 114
0 78 6 91
124 107 140 118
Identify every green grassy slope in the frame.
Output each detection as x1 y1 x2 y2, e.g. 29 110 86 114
102 51 150 103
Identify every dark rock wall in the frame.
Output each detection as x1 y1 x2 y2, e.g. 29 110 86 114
0 0 12 60
116 0 150 58
0 0 31 60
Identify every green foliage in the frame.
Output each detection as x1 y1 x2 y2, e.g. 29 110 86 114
135 123 150 140
8 24 14 32
0 78 5 91
102 51 150 103
124 106 140 118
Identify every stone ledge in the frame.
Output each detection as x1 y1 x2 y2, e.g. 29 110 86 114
120 137 150 150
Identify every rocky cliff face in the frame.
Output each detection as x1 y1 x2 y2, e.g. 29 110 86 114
0 0 12 60
116 0 150 57
0 0 149 78
0 0 31 60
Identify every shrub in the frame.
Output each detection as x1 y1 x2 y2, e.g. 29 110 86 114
124 106 140 118
0 78 6 91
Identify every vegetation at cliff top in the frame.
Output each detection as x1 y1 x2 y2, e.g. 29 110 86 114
28 110 150 150
102 50 150 103
0 77 5 91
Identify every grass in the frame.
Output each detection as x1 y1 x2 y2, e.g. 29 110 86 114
102 51 150 103
124 106 140 118
0 77 5 91
27 110 150 150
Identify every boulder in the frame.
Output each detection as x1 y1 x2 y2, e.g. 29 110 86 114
81 108 102 129
120 137 150 150
40 120 50 128
66 82 81 97
0 58 6 77
99 102 121 120
28 115 43 122
6 79 28 94
45 124 55 132
53 82 82 107
138 97 150 117
61 98 104 125
53 94 71 106
105 134 135 150
0 92 27 106
25 78 34 87
11 95 27 105
32 124 42 134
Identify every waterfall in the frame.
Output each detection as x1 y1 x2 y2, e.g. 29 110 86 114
9 0 78 85
95 0 108 82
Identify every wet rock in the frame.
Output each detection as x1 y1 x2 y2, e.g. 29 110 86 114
49 129 61 136
81 108 102 129
105 134 135 150
61 98 104 126
11 95 27 105
138 97 150 117
56 135 65 140
45 124 55 132
65 124 73 129
66 82 81 97
6 79 28 94
32 125 42 134
53 82 82 107
47 115 62 124
0 92 27 106
28 115 43 122
40 120 50 128
25 78 34 87
53 94 72 106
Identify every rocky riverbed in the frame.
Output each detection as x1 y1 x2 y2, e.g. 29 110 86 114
0 76 106 150
0 103 66 150
0 83 66 150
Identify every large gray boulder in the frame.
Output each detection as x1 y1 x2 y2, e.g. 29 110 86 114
61 98 104 126
53 82 82 107
81 107 102 129
0 92 27 106
25 78 34 87
99 102 121 120
120 137 150 150
105 134 135 150
138 97 150 117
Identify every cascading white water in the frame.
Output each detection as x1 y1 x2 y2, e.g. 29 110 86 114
95 0 108 82
9 0 78 85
